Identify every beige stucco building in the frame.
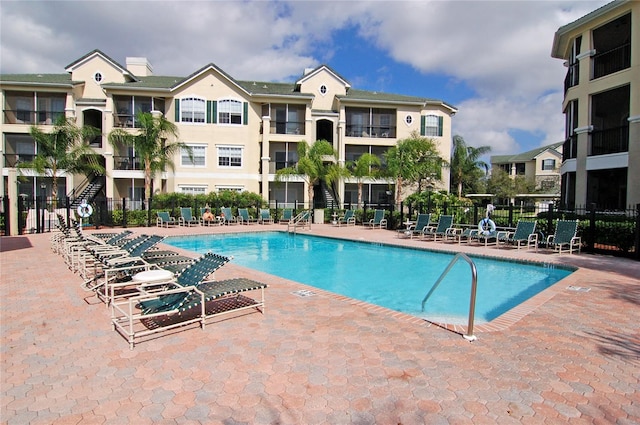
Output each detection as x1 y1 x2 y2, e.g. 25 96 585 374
551 0 639 209
491 142 563 194
1 50 456 209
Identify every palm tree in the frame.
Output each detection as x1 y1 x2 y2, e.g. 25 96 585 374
275 140 347 208
347 153 381 207
450 135 491 198
108 112 190 200
384 132 444 204
19 115 103 203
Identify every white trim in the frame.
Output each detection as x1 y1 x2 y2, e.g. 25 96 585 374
627 115 640 124
574 125 593 134
576 49 596 60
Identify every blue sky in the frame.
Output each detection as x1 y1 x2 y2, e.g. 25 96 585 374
0 0 611 158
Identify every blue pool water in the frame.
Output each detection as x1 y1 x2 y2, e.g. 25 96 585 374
165 232 574 324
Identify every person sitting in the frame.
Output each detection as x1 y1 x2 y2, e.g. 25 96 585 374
202 208 215 222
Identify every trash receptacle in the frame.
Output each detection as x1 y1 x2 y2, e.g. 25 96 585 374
313 209 325 224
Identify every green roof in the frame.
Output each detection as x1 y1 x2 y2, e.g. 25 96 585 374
0 73 78 86
491 142 563 164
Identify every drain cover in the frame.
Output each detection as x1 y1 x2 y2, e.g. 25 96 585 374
567 285 591 292
291 289 316 297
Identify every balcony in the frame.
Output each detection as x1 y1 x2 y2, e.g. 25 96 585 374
3 109 64 125
269 121 305 135
3 153 35 167
345 125 396 138
114 156 142 170
593 43 631 80
589 126 629 156
562 135 578 161
563 62 579 94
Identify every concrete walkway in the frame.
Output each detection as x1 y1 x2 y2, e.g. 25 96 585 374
1 223 638 424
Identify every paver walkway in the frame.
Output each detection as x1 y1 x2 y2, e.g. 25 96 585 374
1 224 638 424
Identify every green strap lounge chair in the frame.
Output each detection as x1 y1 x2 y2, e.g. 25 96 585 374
496 221 538 250
279 208 293 223
422 215 453 241
156 211 176 227
398 213 431 238
337 210 356 227
546 220 581 254
238 208 257 225
220 207 238 225
259 209 274 224
178 207 200 227
365 209 387 229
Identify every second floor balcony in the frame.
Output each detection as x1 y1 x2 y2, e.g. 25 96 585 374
593 43 631 80
345 125 396 138
268 121 305 135
590 125 629 156
3 109 64 125
562 135 578 161
114 156 143 171
3 153 35 168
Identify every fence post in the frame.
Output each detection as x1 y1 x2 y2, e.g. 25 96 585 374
363 201 367 225
635 204 640 261
35 195 42 234
400 201 404 226
65 196 71 227
147 197 153 227
122 198 127 228
473 204 478 226
588 203 597 253
508 203 514 228
2 197 9 235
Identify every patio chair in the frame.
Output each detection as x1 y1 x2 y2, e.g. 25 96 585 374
279 208 293 224
398 213 431 238
546 220 581 254
337 210 356 227
200 207 221 226
178 207 200 227
496 221 538 250
365 209 387 229
449 227 479 245
422 215 453 241
259 209 274 224
220 207 238 225
238 208 257 225
156 211 176 228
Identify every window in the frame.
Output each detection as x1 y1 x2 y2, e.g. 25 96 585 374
216 186 243 193
319 85 327 95
179 186 207 195
217 146 242 167
405 115 413 125
94 72 103 83
218 99 242 124
422 115 443 137
181 145 206 167
542 159 556 171
180 97 205 123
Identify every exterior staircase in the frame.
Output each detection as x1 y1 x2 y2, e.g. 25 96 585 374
69 174 105 209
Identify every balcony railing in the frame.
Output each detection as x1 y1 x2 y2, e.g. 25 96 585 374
266 160 298 174
114 156 142 170
593 43 631 79
345 125 396 138
3 110 64 125
269 121 305 135
3 154 36 167
113 113 136 128
562 135 578 161
589 126 629 156
563 62 579 93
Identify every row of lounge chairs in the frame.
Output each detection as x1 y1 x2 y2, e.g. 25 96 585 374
397 214 581 254
51 216 268 349
156 207 313 228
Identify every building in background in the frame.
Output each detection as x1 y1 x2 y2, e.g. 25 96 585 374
1 50 456 208
551 0 639 210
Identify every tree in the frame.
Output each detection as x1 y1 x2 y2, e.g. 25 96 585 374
346 153 381 207
486 168 537 200
450 135 491 198
19 115 104 202
384 132 444 204
275 139 347 208
108 112 190 200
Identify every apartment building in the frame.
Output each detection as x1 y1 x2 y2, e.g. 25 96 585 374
551 0 639 210
1 49 456 208
490 142 563 194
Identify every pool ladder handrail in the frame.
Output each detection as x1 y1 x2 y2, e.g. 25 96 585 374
421 252 478 341
287 210 311 233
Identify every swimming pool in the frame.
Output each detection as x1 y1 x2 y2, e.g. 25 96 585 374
165 232 574 324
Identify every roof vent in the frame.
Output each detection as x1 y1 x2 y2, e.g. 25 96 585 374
303 67 314 75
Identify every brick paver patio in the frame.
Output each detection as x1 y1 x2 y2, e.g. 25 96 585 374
1 223 638 424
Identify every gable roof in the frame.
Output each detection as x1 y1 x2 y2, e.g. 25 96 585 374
64 49 138 82
295 64 351 89
491 142 563 164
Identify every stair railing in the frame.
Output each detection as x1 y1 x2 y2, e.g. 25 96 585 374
421 253 478 341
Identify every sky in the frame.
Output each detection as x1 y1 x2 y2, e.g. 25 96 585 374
0 0 611 158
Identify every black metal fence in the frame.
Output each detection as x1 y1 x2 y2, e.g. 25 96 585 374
2 195 637 260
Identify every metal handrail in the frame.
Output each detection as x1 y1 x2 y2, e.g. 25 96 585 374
287 210 311 233
421 253 478 341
